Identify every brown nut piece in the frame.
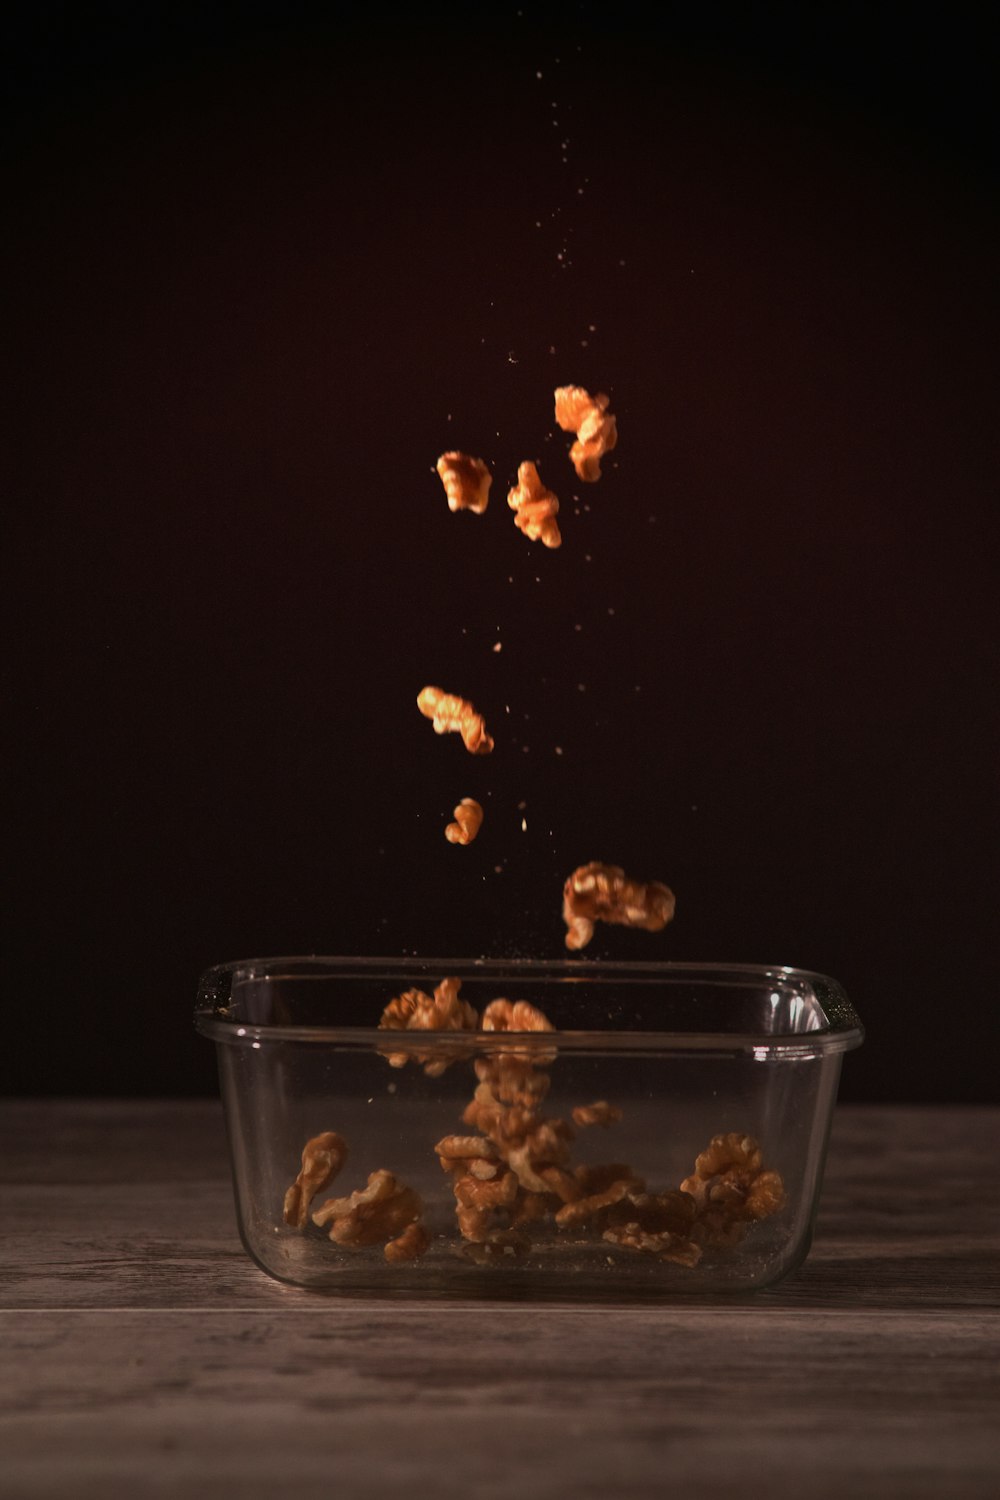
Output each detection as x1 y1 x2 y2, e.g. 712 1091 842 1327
481 997 558 1065
562 861 676 950
453 1170 519 1211
744 1169 786 1220
597 1188 700 1265
455 1203 493 1243
445 797 484 845
384 1221 431 1264
313 1169 423 1248
602 1222 702 1267
505 1144 560 1195
553 385 618 482
480 999 555 1033
554 1175 635 1228
436 451 492 514
437 1143 500 1186
434 1133 499 1163
571 1100 623 1128
417 686 494 755
282 1131 348 1229
378 977 479 1076
692 1132 762 1179
473 1055 551 1105
681 1132 786 1246
507 461 562 548
464 1091 543 1148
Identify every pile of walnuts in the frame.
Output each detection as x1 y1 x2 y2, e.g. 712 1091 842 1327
283 989 785 1268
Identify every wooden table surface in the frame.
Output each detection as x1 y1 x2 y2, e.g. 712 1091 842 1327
1 1100 997 1498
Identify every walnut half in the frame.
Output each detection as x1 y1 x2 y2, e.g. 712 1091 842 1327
282 1131 348 1229
445 797 484 845
436 451 492 514
507 461 562 548
417 686 494 755
553 385 617 482
562 861 676 950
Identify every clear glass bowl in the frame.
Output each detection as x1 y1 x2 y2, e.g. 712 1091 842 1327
195 957 863 1297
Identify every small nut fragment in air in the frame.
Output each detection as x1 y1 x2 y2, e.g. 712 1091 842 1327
445 797 483 845
436 451 492 514
562 861 675 950
417 686 494 755
553 385 617 482
507 461 562 548
282 1131 348 1229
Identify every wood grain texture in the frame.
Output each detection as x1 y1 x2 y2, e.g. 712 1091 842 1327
1 1102 998 1498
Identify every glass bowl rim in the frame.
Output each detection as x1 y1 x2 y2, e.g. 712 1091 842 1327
194 955 864 1059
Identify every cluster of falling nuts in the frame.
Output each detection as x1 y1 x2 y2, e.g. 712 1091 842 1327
424 386 617 855
435 384 617 541
283 988 786 1268
426 388 676 956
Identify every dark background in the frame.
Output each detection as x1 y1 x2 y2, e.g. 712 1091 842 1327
4 2 996 1101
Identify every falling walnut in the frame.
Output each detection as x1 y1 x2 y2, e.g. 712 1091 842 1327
436 451 492 514
562 861 676 950
554 385 617 482
507 461 562 548
445 797 483 845
417 686 494 755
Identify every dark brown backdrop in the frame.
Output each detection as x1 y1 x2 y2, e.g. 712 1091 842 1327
4 2 997 1100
